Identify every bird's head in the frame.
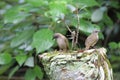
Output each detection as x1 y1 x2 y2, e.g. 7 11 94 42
53 33 62 39
93 30 100 33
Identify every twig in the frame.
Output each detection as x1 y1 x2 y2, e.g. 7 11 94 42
71 31 76 49
75 8 80 45
64 21 72 33
64 6 86 49
75 6 86 47
64 21 76 49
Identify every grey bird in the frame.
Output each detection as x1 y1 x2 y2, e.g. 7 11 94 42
85 30 100 50
53 33 69 51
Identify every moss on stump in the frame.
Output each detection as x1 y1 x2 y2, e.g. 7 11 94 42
39 48 113 80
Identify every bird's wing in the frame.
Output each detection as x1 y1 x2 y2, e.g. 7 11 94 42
85 34 97 46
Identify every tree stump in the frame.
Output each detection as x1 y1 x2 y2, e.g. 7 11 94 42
39 48 113 80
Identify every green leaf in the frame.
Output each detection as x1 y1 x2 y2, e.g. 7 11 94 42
25 69 36 80
53 24 67 34
108 42 118 49
0 53 12 65
15 54 27 66
0 1 6 8
79 10 91 19
110 1 120 9
71 19 100 34
24 57 34 67
49 1 67 13
99 32 104 40
118 42 120 48
8 66 19 79
67 4 77 12
0 61 15 75
10 29 34 48
0 21 4 29
71 19 103 39
45 1 67 21
73 0 99 7
103 13 113 26
32 29 54 54
91 7 107 22
34 65 43 79
4 4 32 24
91 8 104 22
26 0 48 7
117 12 120 20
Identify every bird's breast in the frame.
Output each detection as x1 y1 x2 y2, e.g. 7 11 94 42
57 38 66 46
96 33 98 39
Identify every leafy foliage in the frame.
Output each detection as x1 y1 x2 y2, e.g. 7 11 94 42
15 54 27 66
0 0 120 79
24 56 34 67
108 42 120 72
0 53 12 65
32 29 54 53
11 29 34 48
25 65 43 80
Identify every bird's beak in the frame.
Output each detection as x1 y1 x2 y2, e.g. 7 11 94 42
94 30 100 33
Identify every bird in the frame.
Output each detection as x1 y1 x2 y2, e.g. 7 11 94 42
85 30 100 50
53 33 69 51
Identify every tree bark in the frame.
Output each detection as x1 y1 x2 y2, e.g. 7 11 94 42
39 48 113 80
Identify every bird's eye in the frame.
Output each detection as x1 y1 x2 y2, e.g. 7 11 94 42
95 31 99 33
53 35 58 38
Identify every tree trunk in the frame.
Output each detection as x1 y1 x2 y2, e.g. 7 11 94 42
39 48 113 80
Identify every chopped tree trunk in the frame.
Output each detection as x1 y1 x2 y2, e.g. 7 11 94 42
39 48 113 80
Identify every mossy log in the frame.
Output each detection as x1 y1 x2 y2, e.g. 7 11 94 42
39 48 113 80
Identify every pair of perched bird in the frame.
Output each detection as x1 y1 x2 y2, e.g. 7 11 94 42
53 30 99 51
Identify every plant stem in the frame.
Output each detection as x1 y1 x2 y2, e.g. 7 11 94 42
75 8 80 46
64 21 76 49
